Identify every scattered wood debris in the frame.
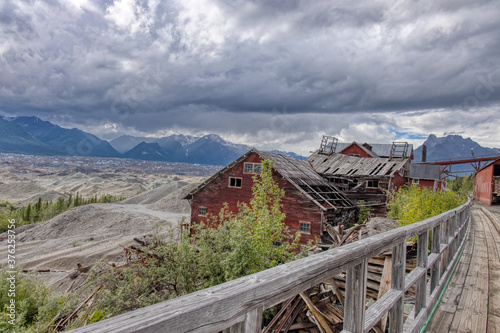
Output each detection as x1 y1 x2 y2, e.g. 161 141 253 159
264 222 418 332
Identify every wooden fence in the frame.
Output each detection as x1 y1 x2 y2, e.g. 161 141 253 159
71 200 471 333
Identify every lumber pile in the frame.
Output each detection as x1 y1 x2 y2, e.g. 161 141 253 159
264 223 418 333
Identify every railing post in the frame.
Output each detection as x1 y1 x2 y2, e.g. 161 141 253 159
344 259 367 332
389 241 405 333
415 230 428 316
244 307 263 333
431 224 441 293
223 322 243 333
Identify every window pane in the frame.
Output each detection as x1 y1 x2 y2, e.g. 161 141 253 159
300 222 310 233
253 164 261 174
244 163 253 173
236 178 242 187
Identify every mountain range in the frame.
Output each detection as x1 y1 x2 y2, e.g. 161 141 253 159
413 134 500 174
1 116 499 169
0 116 302 165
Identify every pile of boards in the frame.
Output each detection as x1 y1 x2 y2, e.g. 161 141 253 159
263 223 418 333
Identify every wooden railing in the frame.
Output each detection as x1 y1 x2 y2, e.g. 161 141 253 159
72 200 471 333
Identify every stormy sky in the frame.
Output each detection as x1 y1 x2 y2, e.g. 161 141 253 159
1 0 499 154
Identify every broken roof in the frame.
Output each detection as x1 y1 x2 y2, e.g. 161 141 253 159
308 151 408 178
185 149 355 211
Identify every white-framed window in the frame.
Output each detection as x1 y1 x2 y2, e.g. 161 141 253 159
413 179 420 185
366 180 379 188
348 153 360 157
229 177 242 188
299 221 311 234
198 207 207 216
243 163 261 174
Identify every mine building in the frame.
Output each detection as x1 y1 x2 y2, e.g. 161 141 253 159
308 136 411 216
474 157 500 205
184 149 358 246
409 163 446 191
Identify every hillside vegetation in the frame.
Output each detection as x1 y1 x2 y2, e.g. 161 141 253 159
0 193 124 233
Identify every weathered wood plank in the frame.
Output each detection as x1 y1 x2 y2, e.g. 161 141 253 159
344 260 367 332
389 242 405 333
415 231 428 316
376 256 391 332
430 224 441 293
450 210 488 333
423 210 475 332
482 209 500 333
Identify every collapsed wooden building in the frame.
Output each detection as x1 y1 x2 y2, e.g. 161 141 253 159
308 137 411 216
184 149 358 246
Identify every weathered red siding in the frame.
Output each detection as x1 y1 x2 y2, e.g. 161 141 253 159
391 171 406 190
414 179 438 190
340 144 373 158
190 153 323 245
474 161 498 205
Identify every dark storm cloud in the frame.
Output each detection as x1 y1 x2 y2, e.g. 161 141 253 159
0 0 499 150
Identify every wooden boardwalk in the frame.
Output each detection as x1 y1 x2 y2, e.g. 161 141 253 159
425 205 500 332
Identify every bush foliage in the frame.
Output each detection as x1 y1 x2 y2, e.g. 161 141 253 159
0 270 78 333
387 185 465 227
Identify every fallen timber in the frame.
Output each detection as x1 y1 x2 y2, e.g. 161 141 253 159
71 199 471 333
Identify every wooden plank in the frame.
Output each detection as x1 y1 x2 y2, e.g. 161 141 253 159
244 307 263 333
430 224 441 293
449 210 488 333
343 260 367 333
365 289 404 332
377 256 392 332
415 230 428 316
424 210 475 332
389 242 405 333
299 292 334 333
482 209 500 332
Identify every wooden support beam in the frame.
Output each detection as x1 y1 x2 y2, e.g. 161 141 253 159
389 242 405 333
431 224 441 293
344 260 368 333
415 230 428 316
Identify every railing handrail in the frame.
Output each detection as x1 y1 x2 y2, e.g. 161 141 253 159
71 200 471 333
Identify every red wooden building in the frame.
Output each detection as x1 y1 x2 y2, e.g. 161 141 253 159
474 158 500 205
185 150 358 246
410 163 446 191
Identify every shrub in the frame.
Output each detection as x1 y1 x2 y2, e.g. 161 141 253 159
387 185 464 227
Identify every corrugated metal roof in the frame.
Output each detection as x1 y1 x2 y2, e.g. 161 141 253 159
308 151 408 177
410 163 442 180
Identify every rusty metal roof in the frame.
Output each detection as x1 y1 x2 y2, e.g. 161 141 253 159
308 151 409 177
